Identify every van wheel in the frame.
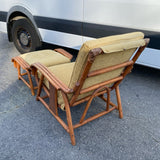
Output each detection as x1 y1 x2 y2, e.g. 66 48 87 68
11 18 41 53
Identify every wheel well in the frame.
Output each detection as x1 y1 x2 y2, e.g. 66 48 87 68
9 11 27 21
8 12 33 42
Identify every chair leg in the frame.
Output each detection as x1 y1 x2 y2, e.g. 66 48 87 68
27 70 35 96
49 83 58 116
115 86 123 119
106 88 110 111
36 75 44 101
16 63 35 96
17 64 21 80
61 92 76 145
79 97 93 123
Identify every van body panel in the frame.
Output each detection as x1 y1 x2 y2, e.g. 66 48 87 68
0 0 160 69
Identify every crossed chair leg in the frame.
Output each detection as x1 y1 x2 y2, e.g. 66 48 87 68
17 64 36 96
12 57 37 96
35 79 123 145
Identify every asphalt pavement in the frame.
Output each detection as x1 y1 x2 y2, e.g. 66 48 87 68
0 31 160 160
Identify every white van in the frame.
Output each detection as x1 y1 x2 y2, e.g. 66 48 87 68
0 0 160 69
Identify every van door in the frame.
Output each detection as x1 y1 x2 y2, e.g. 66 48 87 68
33 0 83 49
83 0 160 41
83 0 160 69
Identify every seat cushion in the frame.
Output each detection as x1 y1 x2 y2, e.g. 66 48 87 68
20 49 70 66
46 62 75 88
43 62 75 110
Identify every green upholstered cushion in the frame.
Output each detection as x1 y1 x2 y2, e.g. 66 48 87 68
100 39 145 54
68 32 144 89
45 62 75 88
82 49 135 89
81 39 145 90
43 62 75 110
20 49 70 66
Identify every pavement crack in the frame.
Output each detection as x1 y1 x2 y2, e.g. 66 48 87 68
0 106 20 114
151 135 160 145
142 127 160 146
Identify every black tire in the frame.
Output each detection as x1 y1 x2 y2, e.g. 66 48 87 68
11 18 41 53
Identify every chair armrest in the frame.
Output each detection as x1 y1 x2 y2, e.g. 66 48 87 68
31 62 73 93
54 48 73 60
11 56 30 69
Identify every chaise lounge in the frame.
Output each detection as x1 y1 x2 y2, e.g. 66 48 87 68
30 32 149 145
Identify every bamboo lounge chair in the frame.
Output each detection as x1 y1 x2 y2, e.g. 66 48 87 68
12 49 73 95
31 32 149 145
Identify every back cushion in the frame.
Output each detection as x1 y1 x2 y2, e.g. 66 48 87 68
82 39 146 89
68 32 144 89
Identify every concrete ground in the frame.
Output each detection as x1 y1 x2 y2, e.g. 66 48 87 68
0 31 160 160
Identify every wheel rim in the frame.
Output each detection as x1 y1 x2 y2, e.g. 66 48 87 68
17 28 32 50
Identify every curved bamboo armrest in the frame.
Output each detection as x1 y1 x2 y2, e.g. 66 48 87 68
11 56 30 70
31 62 73 93
54 48 73 60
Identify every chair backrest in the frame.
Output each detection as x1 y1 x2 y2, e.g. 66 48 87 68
68 32 144 89
68 32 146 103
82 39 145 88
